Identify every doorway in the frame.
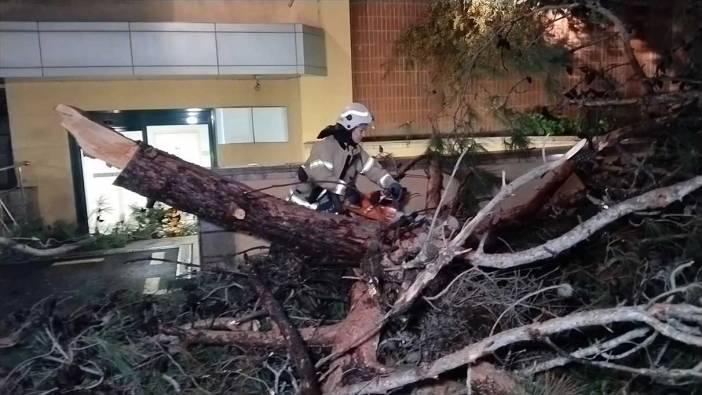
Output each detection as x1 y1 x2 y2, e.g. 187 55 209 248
69 108 215 233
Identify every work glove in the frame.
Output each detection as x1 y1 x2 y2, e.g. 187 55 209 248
387 182 404 201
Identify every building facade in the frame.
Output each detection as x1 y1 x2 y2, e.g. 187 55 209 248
0 0 354 226
0 0 602 229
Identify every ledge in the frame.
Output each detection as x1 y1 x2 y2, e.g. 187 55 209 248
216 136 579 179
303 135 581 158
0 21 326 79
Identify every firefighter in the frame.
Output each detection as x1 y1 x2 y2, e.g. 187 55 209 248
288 103 403 214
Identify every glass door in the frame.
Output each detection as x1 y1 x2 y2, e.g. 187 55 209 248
81 130 146 233
71 108 215 233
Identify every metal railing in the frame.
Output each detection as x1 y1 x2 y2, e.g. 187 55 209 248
0 161 30 234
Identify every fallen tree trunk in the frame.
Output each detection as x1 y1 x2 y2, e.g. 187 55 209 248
56 105 380 263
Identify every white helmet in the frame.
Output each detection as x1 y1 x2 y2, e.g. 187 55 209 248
337 102 373 131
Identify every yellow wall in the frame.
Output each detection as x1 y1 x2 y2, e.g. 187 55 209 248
6 79 303 223
299 1 353 146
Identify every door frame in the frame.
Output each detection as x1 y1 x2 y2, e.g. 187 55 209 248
69 108 217 233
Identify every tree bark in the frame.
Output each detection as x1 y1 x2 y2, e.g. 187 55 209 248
321 281 386 393
425 154 443 210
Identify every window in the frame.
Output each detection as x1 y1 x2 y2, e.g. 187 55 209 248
215 107 288 144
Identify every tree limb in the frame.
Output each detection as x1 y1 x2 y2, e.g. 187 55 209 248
389 140 587 317
0 236 94 257
335 303 702 394
467 175 702 269
249 267 320 395
518 327 652 375
161 323 339 348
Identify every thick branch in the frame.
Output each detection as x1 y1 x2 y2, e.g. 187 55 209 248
317 141 589 369
250 268 320 395
161 323 339 348
472 161 576 234
591 113 702 152
467 175 702 268
336 303 702 394
452 140 587 246
572 91 702 112
0 236 94 257
396 154 426 181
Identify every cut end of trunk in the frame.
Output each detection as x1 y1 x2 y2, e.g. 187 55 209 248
55 104 138 169
233 208 246 220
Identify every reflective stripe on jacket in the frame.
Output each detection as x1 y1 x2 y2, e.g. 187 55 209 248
302 136 395 196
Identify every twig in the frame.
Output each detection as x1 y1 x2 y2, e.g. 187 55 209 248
489 284 571 336
568 32 619 53
519 327 652 375
155 342 212 395
162 374 182 393
425 267 480 301
583 0 653 94
0 320 34 349
396 154 427 181
541 336 702 385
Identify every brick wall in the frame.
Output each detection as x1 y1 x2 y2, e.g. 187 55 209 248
350 0 435 137
350 0 675 137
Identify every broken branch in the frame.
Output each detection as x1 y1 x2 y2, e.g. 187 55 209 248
336 302 702 394
0 236 95 257
249 267 321 395
467 175 702 268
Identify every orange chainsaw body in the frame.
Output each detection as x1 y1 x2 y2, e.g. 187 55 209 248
345 191 406 224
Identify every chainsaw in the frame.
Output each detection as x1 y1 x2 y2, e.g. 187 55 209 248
345 187 411 225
